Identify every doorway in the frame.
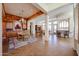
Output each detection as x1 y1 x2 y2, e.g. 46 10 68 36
53 21 58 34
53 24 57 34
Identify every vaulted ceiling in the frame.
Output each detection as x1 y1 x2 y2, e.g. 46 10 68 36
2 3 69 20
37 3 68 12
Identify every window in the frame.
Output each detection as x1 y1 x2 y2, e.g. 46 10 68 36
59 20 69 30
53 21 57 24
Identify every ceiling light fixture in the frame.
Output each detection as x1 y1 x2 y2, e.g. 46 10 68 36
19 9 25 23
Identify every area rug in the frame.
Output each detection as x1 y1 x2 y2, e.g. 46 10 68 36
9 36 37 50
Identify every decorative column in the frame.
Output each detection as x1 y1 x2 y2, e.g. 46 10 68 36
74 4 79 50
51 21 54 34
77 4 79 44
45 14 49 41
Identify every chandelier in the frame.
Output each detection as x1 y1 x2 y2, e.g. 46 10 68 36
19 9 25 23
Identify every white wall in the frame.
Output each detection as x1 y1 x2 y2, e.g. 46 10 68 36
0 3 2 56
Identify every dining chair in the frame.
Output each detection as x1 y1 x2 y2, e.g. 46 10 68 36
23 30 30 41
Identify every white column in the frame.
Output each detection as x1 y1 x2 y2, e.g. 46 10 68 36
74 4 79 51
74 4 78 50
45 14 49 41
51 21 54 34
32 22 35 36
57 20 59 31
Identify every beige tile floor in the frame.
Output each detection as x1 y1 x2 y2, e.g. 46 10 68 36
7 35 78 56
